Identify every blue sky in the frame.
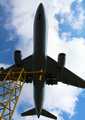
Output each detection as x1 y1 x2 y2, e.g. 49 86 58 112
0 0 85 120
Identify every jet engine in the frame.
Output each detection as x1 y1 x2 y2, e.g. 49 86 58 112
58 53 66 69
14 50 22 65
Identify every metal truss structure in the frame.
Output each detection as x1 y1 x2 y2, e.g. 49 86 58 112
0 68 45 120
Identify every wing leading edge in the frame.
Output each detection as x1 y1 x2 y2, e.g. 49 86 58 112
46 56 85 88
0 55 33 83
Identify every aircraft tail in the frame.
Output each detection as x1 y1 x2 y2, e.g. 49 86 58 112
41 108 57 120
21 108 57 119
21 108 36 116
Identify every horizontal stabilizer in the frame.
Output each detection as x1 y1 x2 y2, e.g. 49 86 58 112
21 108 36 116
41 108 57 120
21 108 57 119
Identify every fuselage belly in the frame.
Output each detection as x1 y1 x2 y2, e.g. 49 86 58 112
33 3 47 115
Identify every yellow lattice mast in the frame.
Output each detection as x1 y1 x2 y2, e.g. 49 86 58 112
0 68 45 120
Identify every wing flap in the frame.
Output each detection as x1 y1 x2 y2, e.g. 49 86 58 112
46 56 85 88
59 68 85 88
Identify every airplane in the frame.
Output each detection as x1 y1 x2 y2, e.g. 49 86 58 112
0 2 85 120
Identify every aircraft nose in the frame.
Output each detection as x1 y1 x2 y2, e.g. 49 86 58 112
38 3 44 9
37 3 44 13
34 2 46 22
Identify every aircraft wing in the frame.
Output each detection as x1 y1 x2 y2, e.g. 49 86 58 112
46 56 85 88
0 55 33 83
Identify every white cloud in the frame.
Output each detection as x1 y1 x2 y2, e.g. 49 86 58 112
6 33 15 42
1 0 85 120
0 63 10 69
60 18 64 24
77 0 83 3
61 32 71 41
50 0 76 14
17 83 34 105
44 83 82 117
0 0 11 12
66 4 85 30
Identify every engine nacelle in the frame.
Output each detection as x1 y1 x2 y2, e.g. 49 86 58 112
58 53 66 69
14 50 22 65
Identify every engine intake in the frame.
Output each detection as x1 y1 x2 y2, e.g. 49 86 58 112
14 50 22 65
58 53 66 69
